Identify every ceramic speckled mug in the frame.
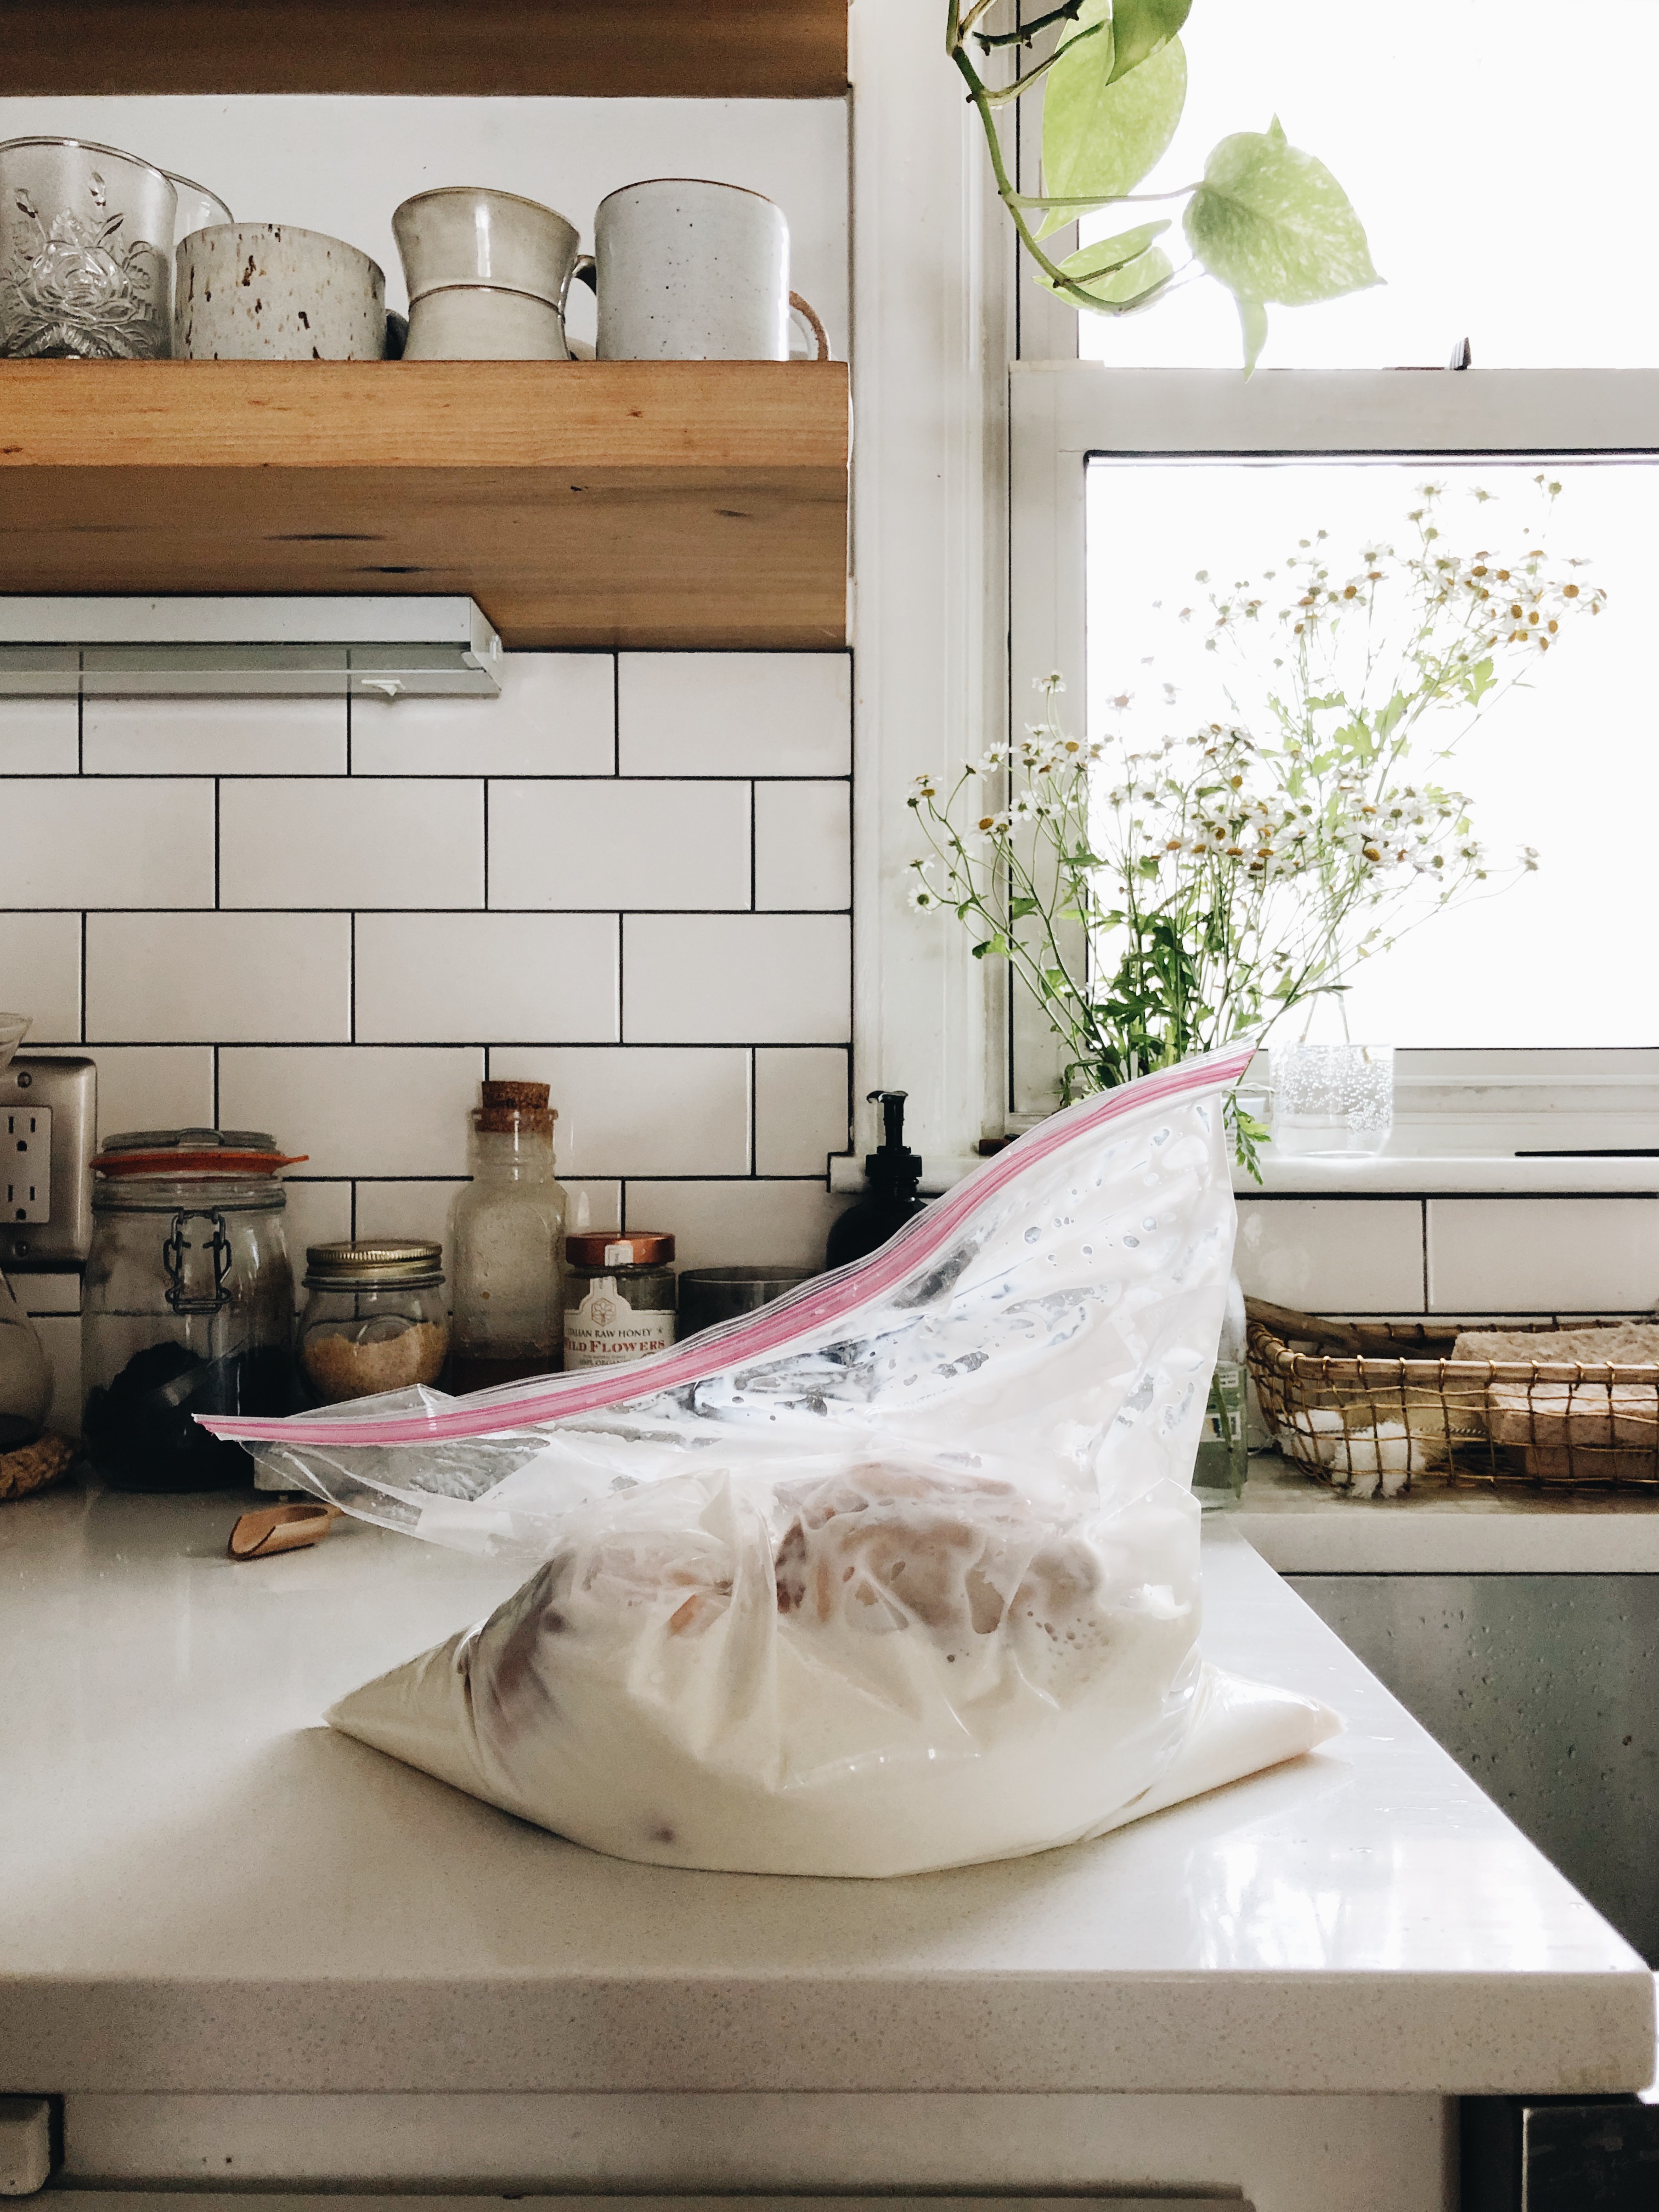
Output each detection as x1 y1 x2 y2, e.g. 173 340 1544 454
393 187 586 361
175 222 386 360
588 178 828 362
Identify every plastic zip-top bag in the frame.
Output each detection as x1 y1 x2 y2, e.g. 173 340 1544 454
207 1047 1336 1877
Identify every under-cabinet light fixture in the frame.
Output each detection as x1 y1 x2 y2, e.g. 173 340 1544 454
0 596 502 698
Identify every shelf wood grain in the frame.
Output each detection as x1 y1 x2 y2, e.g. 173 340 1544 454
0 0 849 98
0 361 851 651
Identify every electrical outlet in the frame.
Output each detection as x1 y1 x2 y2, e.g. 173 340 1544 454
0 1057 95 1270
4 1103 52 1221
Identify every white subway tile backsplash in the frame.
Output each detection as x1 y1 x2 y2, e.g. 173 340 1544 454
83 698 347 777
0 699 77 776
72 1045 217 1141
18 1273 82 1318
220 780 484 910
0 781 214 909
31 1314 82 1439
278 1180 354 1278
85 913 351 1043
623 914 850 1044
352 654 614 777
488 781 751 911
626 1178 847 1270
218 1047 483 1177
354 912 620 1043
0 651 857 1271
754 1047 849 1175
619 654 851 777
562 1181 623 1236
0 913 81 1041
353 1179 464 1258
1235 1198 1425 1314
1428 1198 1659 1313
754 781 850 910
489 1047 749 1176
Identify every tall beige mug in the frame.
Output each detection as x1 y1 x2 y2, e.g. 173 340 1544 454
586 178 828 362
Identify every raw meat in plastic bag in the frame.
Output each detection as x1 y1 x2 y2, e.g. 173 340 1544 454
207 1047 1338 1876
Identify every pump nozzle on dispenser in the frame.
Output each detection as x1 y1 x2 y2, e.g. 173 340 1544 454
826 1088 929 1269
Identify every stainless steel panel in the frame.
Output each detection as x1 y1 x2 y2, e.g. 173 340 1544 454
0 1058 94 1271
1290 1572 1659 1962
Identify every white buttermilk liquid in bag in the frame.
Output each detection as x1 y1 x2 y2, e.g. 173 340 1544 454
213 1049 1339 1877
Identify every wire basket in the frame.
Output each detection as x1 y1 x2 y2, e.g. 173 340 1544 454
1245 1299 1659 1496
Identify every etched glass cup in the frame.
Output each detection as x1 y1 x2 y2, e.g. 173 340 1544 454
1271 1042 1395 1156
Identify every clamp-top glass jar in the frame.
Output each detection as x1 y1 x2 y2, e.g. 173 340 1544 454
81 1128 301 1492
297 1240 448 1407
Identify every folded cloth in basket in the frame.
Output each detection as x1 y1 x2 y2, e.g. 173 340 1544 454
1452 1323 1659 1367
1487 1381 1659 1450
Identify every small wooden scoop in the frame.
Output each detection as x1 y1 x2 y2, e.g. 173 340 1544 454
229 1502 340 1560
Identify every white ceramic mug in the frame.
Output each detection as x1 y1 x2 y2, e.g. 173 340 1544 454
393 187 589 360
176 223 385 360
588 178 828 362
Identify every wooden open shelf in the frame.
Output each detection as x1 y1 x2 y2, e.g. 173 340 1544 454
0 361 851 651
0 0 849 98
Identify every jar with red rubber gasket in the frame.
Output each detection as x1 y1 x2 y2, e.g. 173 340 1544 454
81 1128 303 1493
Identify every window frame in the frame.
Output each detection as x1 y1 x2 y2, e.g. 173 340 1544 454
1003 363 1659 1146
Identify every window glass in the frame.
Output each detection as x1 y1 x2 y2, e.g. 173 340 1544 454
1085 457 1654 1046
1071 1 1659 369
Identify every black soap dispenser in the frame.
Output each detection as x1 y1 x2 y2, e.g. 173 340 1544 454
825 1089 928 1269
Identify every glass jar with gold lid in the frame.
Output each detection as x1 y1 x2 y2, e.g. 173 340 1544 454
297 1239 448 1407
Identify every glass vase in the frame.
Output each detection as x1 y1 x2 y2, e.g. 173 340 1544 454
1272 1041 1395 1156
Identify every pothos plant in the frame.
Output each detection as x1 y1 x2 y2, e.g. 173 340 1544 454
947 0 1379 367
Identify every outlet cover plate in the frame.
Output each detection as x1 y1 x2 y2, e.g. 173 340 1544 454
0 1056 94 1269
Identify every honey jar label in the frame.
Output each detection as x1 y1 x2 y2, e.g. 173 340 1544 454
564 1284 675 1369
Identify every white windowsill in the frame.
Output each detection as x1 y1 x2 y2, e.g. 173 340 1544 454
1238 1149 1659 1196
831 1135 1659 1199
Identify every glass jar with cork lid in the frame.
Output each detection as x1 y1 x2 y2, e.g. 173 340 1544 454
447 1081 568 1394
297 1240 448 1406
562 1233 676 1370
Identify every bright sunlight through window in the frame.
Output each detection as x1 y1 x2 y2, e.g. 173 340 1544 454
1085 459 1654 1047
1074 1 1659 371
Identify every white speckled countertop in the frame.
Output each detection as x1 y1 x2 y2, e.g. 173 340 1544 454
0 1477 1651 2100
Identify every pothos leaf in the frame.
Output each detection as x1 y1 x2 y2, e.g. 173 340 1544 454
1050 219 1170 283
1036 241 1175 313
1040 18 1188 238
1237 295 1268 374
1107 0 1193 82
1183 116 1380 306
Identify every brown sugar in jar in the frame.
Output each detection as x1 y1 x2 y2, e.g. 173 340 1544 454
297 1240 449 1405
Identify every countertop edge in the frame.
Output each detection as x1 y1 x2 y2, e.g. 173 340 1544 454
4 1967 1651 2098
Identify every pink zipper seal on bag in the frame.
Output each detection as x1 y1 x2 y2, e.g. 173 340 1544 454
202 1044 1257 1451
